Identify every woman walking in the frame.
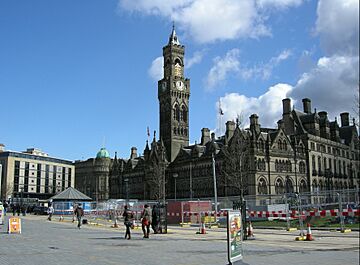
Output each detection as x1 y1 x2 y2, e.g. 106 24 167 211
141 204 152 238
122 205 133 240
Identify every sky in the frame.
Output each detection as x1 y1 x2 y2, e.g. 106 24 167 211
0 0 359 161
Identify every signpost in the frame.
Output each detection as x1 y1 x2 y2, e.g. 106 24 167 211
227 210 243 264
8 217 21 234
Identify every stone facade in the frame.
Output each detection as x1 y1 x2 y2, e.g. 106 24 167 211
74 148 111 201
76 28 360 202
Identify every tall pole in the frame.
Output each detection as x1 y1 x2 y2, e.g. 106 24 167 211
212 153 218 221
189 162 193 200
173 173 178 201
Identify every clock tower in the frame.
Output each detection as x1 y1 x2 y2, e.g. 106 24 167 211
158 26 190 162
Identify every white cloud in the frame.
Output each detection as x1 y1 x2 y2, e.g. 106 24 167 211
185 50 205 69
148 56 163 81
205 49 240 90
240 49 292 80
205 49 291 89
256 0 303 9
288 55 359 120
287 0 359 120
315 0 359 56
217 83 293 133
119 0 307 43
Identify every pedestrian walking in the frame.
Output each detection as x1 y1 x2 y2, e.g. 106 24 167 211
47 205 54 221
151 204 159 234
122 205 134 240
74 204 84 229
3 201 8 216
141 204 152 238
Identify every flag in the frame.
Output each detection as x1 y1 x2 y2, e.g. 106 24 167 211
219 101 224 115
147 126 150 137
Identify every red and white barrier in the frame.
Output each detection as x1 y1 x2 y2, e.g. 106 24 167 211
168 208 359 218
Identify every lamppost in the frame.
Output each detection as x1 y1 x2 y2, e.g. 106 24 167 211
124 178 129 205
173 173 178 201
20 187 24 216
212 153 218 222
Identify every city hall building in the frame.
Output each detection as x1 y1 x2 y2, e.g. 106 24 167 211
0 145 75 201
75 27 360 202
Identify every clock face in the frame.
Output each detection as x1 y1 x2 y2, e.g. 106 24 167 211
176 80 184 90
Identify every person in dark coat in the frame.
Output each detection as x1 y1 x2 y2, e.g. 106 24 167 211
122 205 134 240
151 204 159 234
74 204 84 229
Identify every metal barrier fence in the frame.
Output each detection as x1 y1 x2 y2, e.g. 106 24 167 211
51 189 359 230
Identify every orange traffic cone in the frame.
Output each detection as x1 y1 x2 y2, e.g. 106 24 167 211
247 222 255 239
305 223 314 241
112 218 119 228
200 222 206 234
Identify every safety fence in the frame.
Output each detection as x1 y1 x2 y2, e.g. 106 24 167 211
167 208 360 218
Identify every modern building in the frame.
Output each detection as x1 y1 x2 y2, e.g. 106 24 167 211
0 145 75 201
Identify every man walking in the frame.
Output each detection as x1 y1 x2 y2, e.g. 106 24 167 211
47 205 54 221
74 204 84 229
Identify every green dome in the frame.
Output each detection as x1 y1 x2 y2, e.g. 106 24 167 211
96 148 110 159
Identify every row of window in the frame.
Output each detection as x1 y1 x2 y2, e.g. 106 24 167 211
257 177 307 195
311 155 348 175
310 142 349 158
173 127 188 136
14 161 72 194
173 105 188 122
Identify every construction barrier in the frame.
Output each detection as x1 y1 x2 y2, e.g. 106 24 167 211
173 208 359 218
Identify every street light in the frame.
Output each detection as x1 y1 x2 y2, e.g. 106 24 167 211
124 178 129 204
173 173 178 201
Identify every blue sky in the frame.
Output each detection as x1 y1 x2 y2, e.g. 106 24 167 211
0 0 358 161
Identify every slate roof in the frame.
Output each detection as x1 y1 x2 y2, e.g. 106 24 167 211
50 187 92 201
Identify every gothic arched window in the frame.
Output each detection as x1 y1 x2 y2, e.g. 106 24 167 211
174 104 180 121
283 141 287 150
285 177 294 194
299 161 306 174
258 177 267 195
299 179 307 193
275 178 284 194
181 106 187 122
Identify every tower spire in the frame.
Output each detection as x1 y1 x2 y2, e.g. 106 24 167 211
169 23 180 45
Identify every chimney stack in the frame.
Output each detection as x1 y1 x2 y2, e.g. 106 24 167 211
201 128 210 145
340 112 349 127
130 147 137 159
225 121 236 140
282 98 291 115
302 98 311 114
250 114 260 133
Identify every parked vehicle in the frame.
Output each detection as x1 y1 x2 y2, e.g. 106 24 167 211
33 206 49 215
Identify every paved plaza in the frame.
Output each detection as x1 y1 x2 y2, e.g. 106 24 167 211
0 215 359 265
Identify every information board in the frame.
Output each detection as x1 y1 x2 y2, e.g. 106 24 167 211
8 217 21 234
227 210 243 264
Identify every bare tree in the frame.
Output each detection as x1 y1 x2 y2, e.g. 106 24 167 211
220 125 251 239
5 182 13 200
148 159 167 202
